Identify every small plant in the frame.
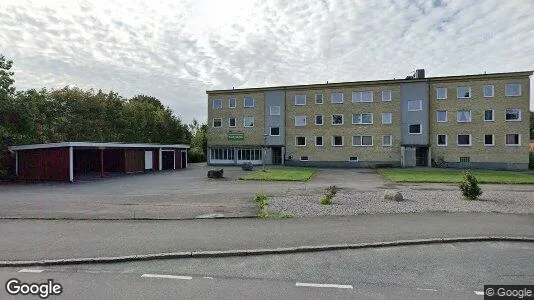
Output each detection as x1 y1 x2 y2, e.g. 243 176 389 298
320 185 339 205
459 170 482 200
280 212 294 218
254 193 270 217
320 196 332 205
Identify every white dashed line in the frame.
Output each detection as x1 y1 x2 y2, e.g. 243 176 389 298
474 291 484 296
417 288 438 292
18 269 44 273
296 282 353 289
141 274 192 280
203 276 214 279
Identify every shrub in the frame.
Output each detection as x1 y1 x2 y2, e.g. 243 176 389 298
529 152 534 170
459 170 482 200
188 149 206 163
320 196 332 205
320 185 339 205
254 193 269 217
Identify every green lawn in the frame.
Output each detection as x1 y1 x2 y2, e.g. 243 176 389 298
240 167 316 181
378 168 534 184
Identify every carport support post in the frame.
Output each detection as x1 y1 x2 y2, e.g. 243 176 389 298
100 148 104 178
69 146 74 182
158 148 162 171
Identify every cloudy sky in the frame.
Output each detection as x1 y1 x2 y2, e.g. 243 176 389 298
1 0 533 123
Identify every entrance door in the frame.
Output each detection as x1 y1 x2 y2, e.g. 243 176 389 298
272 147 282 165
144 151 153 170
161 151 175 170
181 151 186 168
415 147 428 167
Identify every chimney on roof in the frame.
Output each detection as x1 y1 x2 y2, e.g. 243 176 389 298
414 69 425 79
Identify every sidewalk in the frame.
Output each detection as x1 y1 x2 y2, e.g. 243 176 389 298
1 212 533 263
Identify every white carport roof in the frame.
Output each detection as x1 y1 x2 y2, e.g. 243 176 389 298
8 142 190 152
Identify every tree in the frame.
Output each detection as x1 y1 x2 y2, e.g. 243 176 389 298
0 55 15 98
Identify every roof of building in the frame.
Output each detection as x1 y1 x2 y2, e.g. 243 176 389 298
206 70 533 94
8 142 190 151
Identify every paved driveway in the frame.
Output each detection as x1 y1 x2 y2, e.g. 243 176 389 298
0 164 388 219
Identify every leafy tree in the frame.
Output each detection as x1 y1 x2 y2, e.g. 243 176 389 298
0 55 15 98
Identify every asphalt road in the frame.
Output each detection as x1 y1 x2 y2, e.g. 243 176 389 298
0 213 533 261
1 242 532 299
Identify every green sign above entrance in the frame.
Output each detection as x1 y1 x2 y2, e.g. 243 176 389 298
228 133 244 141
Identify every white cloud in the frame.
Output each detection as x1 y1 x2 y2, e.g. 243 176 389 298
0 0 533 124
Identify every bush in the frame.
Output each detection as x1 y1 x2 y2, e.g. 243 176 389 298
320 185 339 205
459 170 482 200
254 193 270 217
188 149 206 163
529 152 534 170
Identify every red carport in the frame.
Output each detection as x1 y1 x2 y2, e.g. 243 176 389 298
8 142 190 182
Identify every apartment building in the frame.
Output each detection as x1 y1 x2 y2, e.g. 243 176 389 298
206 70 532 170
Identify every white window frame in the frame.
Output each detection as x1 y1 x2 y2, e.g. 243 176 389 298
295 116 307 126
212 99 222 109
457 134 472 146
484 109 494 122
437 134 447 146
457 86 471 99
381 112 392 124
381 90 391 102
408 124 422 135
457 110 472 123
352 91 373 103
300 156 309 161
295 94 306 106
243 116 254 127
229 98 236 108
505 133 521 146
505 83 521 96
437 87 447 100
505 108 521 121
244 97 254 108
315 93 324 104
484 134 494 146
228 117 236 128
352 113 373 125
269 127 280 136
436 111 448 123
408 100 422 111
352 135 373 147
483 85 494 98
295 136 306 147
315 136 323 147
270 105 280 116
382 135 392 146
315 115 324 125
332 114 344 125
331 92 344 104
331 136 344 147
213 118 222 128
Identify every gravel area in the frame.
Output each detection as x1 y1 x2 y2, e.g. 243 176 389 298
269 187 534 217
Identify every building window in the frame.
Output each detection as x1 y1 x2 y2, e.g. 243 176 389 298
349 156 358 162
505 83 521 96
409 124 421 134
408 100 422 111
332 136 344 146
213 118 222 128
295 94 306 105
295 136 306 146
295 116 307 126
244 97 254 108
236 148 262 161
352 91 373 103
352 135 373 147
352 113 373 124
459 157 470 163
457 134 471 146
484 85 494 97
332 114 344 125
315 115 323 125
484 134 494 146
331 92 344 104
437 134 447 146
229 98 236 108
244 116 254 127
382 135 392 146
270 106 280 115
270 127 280 136
484 110 494 121
315 93 323 104
457 110 472 122
382 90 392 101
381 112 392 124
213 99 222 109
229 117 236 127
210 148 234 161
457 86 471 98
505 108 521 121
300 156 309 161
505 134 521 146
437 111 447 123
437 87 447 100
315 136 323 146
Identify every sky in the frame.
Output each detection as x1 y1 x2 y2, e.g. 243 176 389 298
1 0 533 124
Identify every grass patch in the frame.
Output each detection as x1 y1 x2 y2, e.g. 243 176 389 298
378 168 534 184
240 167 316 181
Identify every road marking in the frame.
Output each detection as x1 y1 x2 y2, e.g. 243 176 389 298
417 288 438 292
203 276 214 279
18 269 44 273
474 291 484 296
141 274 192 280
296 282 353 289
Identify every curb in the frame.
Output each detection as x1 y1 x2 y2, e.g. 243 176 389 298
1 236 533 267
